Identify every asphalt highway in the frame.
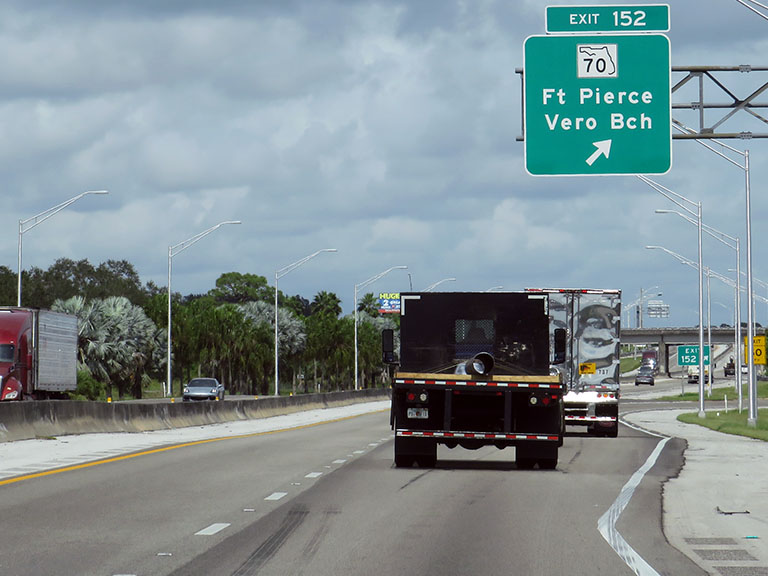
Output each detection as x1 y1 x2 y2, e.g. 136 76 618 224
0 399 709 576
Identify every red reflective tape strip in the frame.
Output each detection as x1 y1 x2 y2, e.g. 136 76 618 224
396 379 560 389
396 431 561 441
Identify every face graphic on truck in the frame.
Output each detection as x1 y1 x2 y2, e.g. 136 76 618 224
577 304 619 364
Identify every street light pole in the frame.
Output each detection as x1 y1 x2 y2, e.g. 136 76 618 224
354 266 407 391
639 175 706 418
17 190 109 307
166 221 241 398
655 209 742 405
273 249 337 396
645 243 707 416
672 121 757 424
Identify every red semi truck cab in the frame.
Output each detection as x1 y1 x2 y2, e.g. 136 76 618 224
0 308 78 401
0 309 33 401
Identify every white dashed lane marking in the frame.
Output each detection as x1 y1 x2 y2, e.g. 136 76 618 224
195 523 230 536
265 492 288 501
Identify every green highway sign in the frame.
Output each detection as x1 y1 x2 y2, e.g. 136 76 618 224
523 33 671 176
546 5 670 33
677 345 710 366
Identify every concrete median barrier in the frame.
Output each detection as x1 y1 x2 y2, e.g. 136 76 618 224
0 389 390 443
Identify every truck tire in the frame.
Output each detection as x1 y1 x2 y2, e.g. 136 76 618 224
395 453 415 468
517 458 535 470
517 444 557 470
417 443 437 468
394 436 436 468
538 457 558 470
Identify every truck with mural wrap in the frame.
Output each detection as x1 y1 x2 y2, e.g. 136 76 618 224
0 307 78 401
526 288 622 437
385 291 566 470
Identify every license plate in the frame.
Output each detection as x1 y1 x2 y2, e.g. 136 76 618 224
407 407 429 419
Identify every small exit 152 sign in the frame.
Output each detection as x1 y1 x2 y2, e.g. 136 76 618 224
677 345 710 366
546 5 670 33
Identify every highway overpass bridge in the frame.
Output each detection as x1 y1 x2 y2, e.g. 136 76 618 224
622 327 744 374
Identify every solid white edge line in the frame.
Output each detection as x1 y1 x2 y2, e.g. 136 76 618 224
597 417 670 576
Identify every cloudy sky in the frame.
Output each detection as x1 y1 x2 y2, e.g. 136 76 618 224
3 0 767 327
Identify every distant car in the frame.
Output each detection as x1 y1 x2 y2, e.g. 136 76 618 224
183 378 225 401
742 364 749 375
724 361 736 377
634 365 655 386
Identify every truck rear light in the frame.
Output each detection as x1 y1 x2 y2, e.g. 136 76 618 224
406 391 428 403
529 393 554 407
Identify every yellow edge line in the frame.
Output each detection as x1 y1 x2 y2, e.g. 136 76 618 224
0 408 389 487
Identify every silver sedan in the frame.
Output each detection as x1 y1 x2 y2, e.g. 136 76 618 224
182 378 225 401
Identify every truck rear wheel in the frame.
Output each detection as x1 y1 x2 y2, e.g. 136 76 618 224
517 444 558 470
394 436 436 468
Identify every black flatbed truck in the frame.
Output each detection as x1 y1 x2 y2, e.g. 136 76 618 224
386 291 565 469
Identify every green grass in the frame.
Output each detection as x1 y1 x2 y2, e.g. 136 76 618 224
620 357 643 374
657 380 768 403
677 409 768 441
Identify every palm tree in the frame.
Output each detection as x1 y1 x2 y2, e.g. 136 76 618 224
357 292 380 317
53 295 162 399
312 291 342 318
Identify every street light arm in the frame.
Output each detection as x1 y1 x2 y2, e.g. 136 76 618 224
355 265 408 291
276 249 337 279
730 268 768 290
655 209 739 249
672 120 747 169
20 190 109 234
646 244 697 267
424 277 456 292
637 175 698 215
170 220 241 257
734 0 768 24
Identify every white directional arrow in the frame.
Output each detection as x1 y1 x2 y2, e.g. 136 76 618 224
586 139 612 166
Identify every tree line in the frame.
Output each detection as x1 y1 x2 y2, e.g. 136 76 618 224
0 259 397 400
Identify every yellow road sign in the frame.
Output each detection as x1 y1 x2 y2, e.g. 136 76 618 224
579 362 596 375
744 335 766 364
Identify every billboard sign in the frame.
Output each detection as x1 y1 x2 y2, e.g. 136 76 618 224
378 293 401 314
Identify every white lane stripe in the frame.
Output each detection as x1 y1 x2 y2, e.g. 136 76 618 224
598 420 670 576
332 459 346 464
265 492 287 501
305 472 323 478
195 523 230 536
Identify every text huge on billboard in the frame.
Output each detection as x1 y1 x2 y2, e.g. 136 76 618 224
378 293 400 314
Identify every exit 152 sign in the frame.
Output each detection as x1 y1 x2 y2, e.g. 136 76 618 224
546 5 670 33
523 33 671 176
677 345 710 366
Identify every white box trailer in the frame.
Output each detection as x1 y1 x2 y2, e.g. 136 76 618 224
526 289 622 437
